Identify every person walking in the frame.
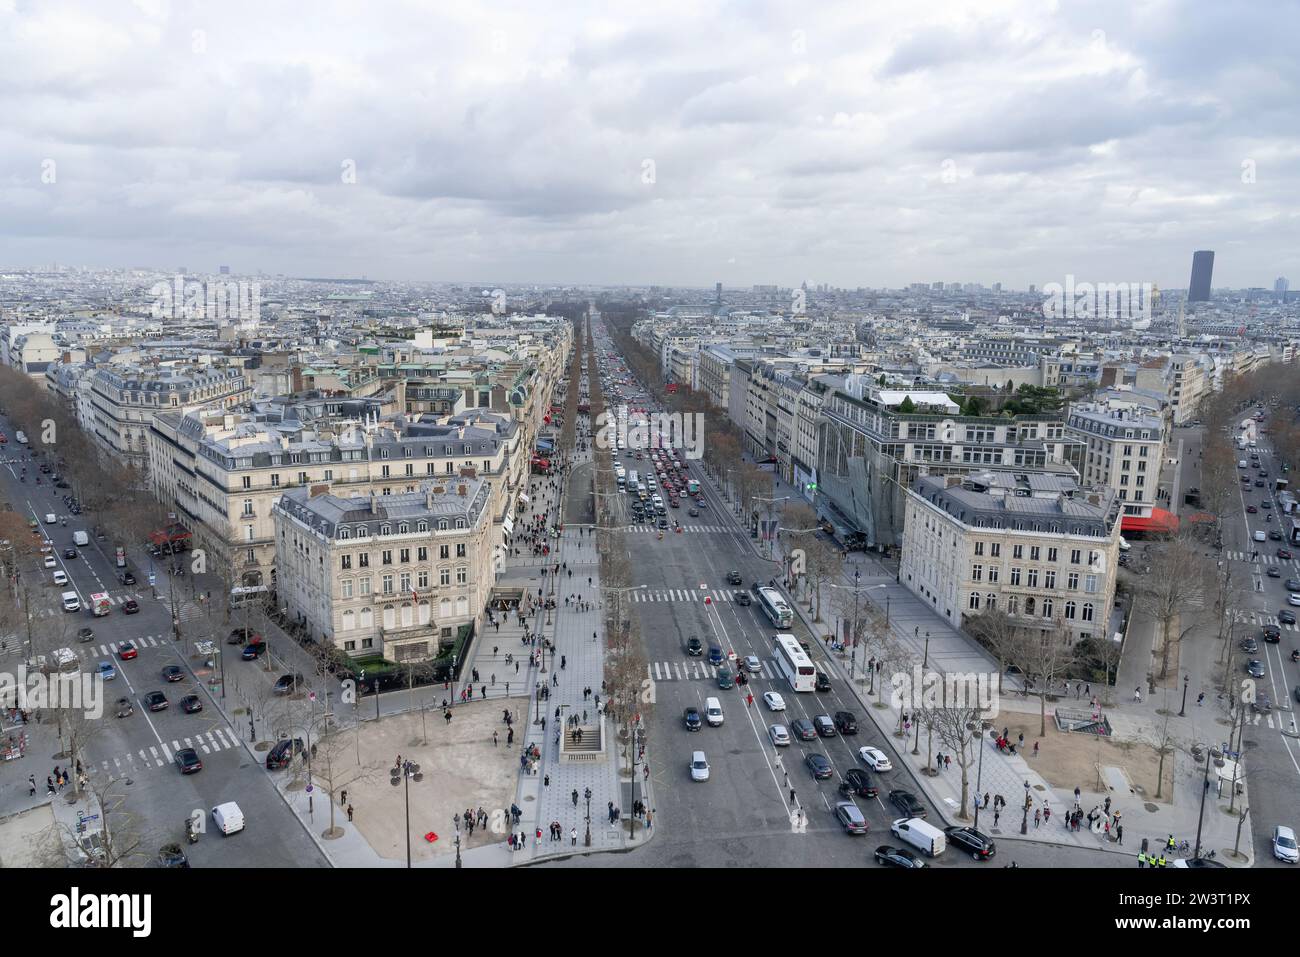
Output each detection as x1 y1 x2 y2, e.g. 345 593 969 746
493 730 499 747
1116 824 1124 845
1032 741 1039 758
27 774 36 796
346 804 354 822
340 789 347 805
944 754 951 771
572 789 579 807
1197 692 1205 707
1138 851 1146 868
1034 808 1041 828
993 807 1001 827
1134 687 1142 703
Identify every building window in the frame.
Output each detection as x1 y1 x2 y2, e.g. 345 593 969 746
417 570 428 589
417 546 428 561
242 499 254 517
381 574 394 594
971 564 983 582
990 543 1001 558
986 594 996 611
439 568 450 586
399 572 411 592
455 543 466 558
341 579 353 599
974 542 984 557
382 550 393 565
1070 549 1081 565
1012 544 1023 560
439 545 449 560
1029 546 1040 562
1009 567 1021 586
987 566 999 584
1085 575 1098 594
271 474 280 487
456 567 467 584
400 548 410 563
968 592 981 610
242 476 251 489
1041 598 1053 618
1082 603 1094 622
1044 570 1056 589
1067 572 1079 590
341 555 352 570
1064 600 1076 620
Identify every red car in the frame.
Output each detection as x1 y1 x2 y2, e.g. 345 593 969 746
117 641 138 660
122 599 140 614
1280 548 1294 560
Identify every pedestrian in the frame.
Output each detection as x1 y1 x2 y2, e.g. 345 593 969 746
572 789 579 807
515 662 520 675
1138 851 1146 868
993 808 1000 827
544 774 550 787
1134 687 1142 703
571 827 578 846
1032 741 1039 758
341 789 347 805
507 727 514 745
983 791 990 810
1034 808 1041 828
1104 796 1111 815
493 730 498 747
1197 692 1205 707
27 774 35 796
491 673 496 686
790 788 797 805
1116 824 1124 845
1074 786 1081 806
1043 805 1051 824
347 804 354 822
1017 732 1024 750
561 655 566 669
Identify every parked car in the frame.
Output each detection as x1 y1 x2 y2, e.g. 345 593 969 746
162 665 185 682
272 673 305 695
1280 611 1297 626
241 640 268 660
181 695 203 714
266 737 306 769
143 691 168 711
689 751 710 782
1246 659 1266 678
1240 637 1259 653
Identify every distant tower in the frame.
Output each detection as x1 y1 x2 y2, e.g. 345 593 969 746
715 282 722 306
220 265 230 275
1276 277 1290 300
1188 250 1214 302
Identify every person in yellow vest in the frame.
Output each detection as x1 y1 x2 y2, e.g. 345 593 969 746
1158 854 1167 867
1137 851 1147 868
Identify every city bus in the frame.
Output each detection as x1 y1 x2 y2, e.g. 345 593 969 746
687 478 700 496
229 585 269 608
756 586 793 628
773 633 815 692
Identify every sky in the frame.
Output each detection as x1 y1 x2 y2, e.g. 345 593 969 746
1 0 1298 290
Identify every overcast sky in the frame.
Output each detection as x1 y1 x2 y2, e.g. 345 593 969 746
1 0 1297 291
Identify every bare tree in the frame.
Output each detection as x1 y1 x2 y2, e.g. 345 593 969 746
1142 534 1206 680
800 538 842 623
308 714 383 839
51 776 147 868
926 693 988 821
1136 694 1180 800
982 616 1079 737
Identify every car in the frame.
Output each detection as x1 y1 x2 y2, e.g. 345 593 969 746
806 753 834 780
1270 530 1284 541
1287 579 1300 592
77 627 94 642
834 711 859 735
859 746 893 771
732 591 751 605
157 843 190 869
122 599 140 614
790 718 817 741
743 654 762 674
813 714 837 737
889 789 926 818
769 724 791 746
162 664 185 682
1262 500 1274 509
686 635 703 656
840 768 879 799
1263 624 1282 641
726 571 743 586
694 498 706 508
874 844 925 868
656 517 668 529
143 691 168 711
688 507 699 517
96 661 116 681
716 668 734 689
1252 693 1272 714
815 671 832 692
945 826 997 860
173 747 203 774
689 751 710 782
1246 659 1266 678
835 801 870 835
273 673 304 695
121 571 136 585
1247 505 1258 514
1280 548 1295 560
54 480 70 489
63 547 76 559
1240 637 1259 654
42 555 56 569
266 737 305 769
181 694 203 714
1269 567 1282 578
1280 611 1297 625
1274 825 1299 863
117 641 138 660
1255 480 1266 488
241 640 268 660
707 645 724 666
763 691 786 711
114 696 134 718
684 706 702 731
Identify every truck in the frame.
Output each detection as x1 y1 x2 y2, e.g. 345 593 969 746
687 478 701 496
73 530 89 547
90 592 112 617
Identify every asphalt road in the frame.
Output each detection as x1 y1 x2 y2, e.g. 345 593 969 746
0 416 327 868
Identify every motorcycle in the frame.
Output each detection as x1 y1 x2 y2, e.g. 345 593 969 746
1291 649 1299 663
184 819 198 844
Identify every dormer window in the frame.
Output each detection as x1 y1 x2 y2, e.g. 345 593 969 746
438 520 449 531
380 524 392 536
398 523 409 534
339 527 351 539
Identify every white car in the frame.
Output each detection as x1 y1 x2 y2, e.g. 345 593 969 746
859 746 893 772
43 555 57 569
1273 825 1298 863
1254 530 1267 542
1289 594 1300 607
769 724 791 747
689 750 710 782
44 513 56 524
763 691 786 712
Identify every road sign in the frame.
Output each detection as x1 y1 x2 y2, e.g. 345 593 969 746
148 573 156 586
306 784 313 793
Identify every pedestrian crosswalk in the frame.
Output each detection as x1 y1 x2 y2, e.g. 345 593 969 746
1232 610 1300 632
647 657 780 682
622 524 734 534
1226 550 1298 567
629 588 747 604
92 727 241 780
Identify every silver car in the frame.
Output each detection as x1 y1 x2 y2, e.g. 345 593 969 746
769 724 791 747
744 655 762 674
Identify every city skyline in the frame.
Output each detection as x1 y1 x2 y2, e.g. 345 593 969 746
1 1 1297 289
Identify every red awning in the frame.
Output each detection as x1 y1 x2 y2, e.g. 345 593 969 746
1121 508 1179 534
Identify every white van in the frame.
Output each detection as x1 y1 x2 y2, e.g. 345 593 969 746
704 696 724 726
1239 460 1248 469
73 530 89 547
61 591 81 612
52 570 67 586
211 802 246 835
891 817 946 857
44 513 56 524
1254 530 1267 543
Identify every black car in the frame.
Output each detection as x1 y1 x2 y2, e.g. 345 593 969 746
122 599 140 614
806 753 834 780
834 711 858 735
839 768 878 799
1280 611 1297 626
143 691 167 711
813 714 837 737
889 789 926 818
162 665 185 682
63 547 76 559
874 845 925 868
1268 567 1282 578
180 695 203 714
686 635 703 656
241 641 268 660
716 668 734 690
733 591 752 606
266 737 306 769
684 707 702 731
1263 624 1282 641
174 747 202 774
945 826 997 860
77 627 94 642
273 673 304 695
157 843 190 868
815 671 832 693
790 718 817 742
121 571 136 585
656 517 668 530
726 571 743 586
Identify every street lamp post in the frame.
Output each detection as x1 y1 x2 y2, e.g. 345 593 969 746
923 631 931 670
390 760 423 869
1179 674 1189 717
453 813 463 868
972 720 990 828
1193 743 1216 860
584 786 592 847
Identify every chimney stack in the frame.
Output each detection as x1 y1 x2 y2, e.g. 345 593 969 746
369 491 379 514
457 484 467 497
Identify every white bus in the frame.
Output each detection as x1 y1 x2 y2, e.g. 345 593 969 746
757 586 793 628
773 634 815 692
229 585 269 608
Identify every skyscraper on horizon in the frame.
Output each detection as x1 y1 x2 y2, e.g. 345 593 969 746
1276 276 1289 300
1188 250 1214 301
